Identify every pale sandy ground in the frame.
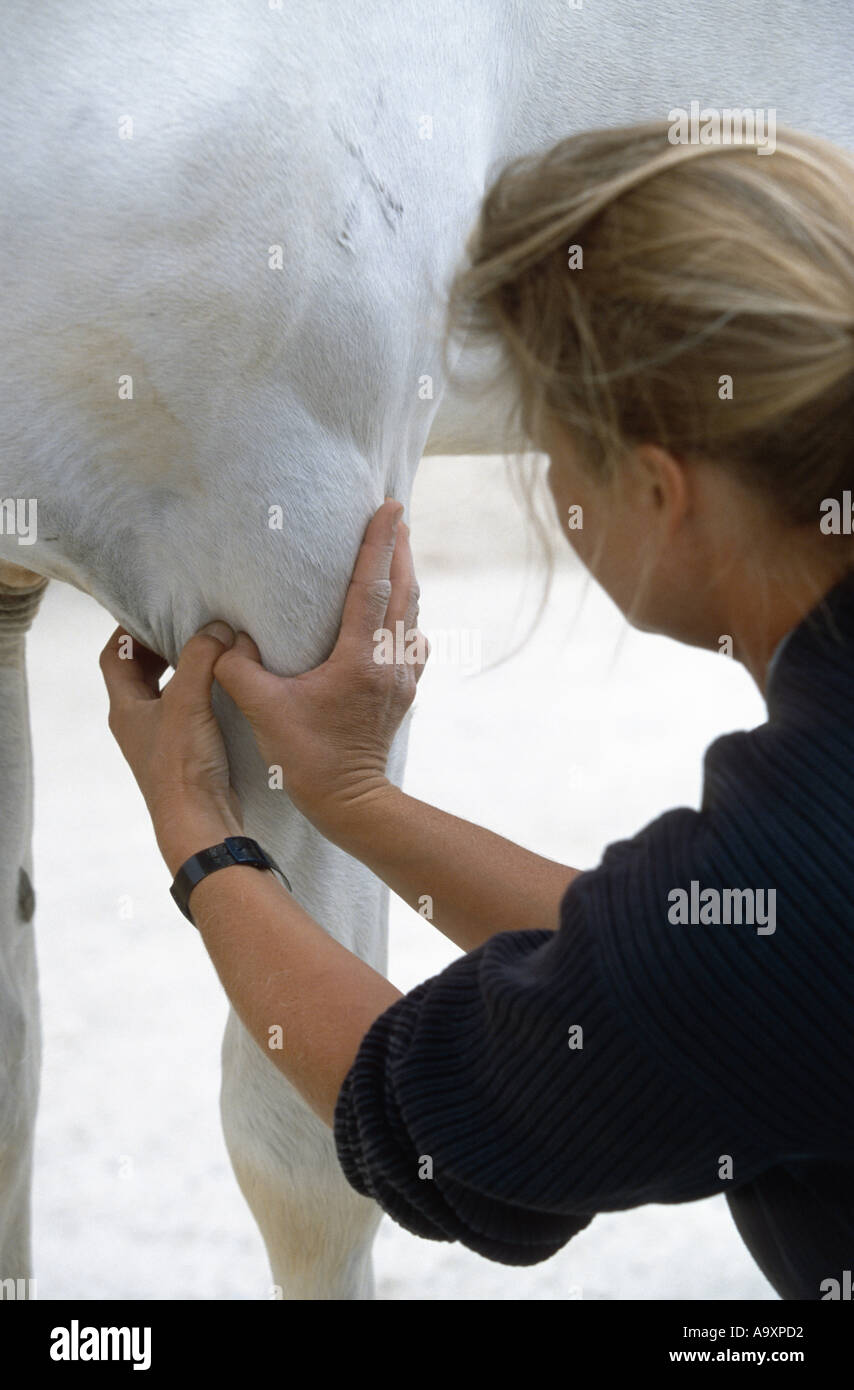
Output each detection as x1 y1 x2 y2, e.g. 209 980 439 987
26 455 776 1299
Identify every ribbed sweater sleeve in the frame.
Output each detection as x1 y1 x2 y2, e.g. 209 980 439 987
333 807 720 1260
334 713 854 1265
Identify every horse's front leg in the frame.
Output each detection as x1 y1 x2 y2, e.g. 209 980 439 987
216 709 411 1301
0 565 48 1298
220 997 383 1301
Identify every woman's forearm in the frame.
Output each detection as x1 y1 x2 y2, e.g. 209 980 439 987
155 788 577 1129
179 856 403 1128
330 785 581 952
158 786 577 1128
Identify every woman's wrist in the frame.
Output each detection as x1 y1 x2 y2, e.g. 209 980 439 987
156 802 245 878
309 776 402 853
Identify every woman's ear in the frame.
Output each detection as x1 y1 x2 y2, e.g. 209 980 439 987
632 444 690 530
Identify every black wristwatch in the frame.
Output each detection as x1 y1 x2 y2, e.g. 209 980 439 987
170 836 292 925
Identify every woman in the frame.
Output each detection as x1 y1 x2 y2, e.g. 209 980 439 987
100 121 854 1299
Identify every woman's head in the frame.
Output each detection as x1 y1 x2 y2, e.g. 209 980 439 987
447 122 854 667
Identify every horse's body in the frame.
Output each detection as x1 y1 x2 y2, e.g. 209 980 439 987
0 1 849 1298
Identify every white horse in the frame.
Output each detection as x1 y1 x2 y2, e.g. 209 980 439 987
0 0 850 1299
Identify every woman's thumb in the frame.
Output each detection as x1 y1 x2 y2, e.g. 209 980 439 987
213 630 279 716
166 621 234 710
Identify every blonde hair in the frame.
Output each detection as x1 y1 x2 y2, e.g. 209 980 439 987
446 121 854 530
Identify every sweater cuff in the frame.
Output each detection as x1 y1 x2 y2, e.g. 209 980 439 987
332 986 593 1265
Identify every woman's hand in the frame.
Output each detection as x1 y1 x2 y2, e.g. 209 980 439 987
100 622 244 875
213 499 427 840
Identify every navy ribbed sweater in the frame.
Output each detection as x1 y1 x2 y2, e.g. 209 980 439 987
333 571 854 1299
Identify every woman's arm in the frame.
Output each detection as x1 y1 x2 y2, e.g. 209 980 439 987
152 784 574 1127
159 818 403 1128
323 782 579 951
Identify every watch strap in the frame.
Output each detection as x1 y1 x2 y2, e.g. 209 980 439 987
170 836 292 925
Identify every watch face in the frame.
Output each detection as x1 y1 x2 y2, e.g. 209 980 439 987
224 836 263 864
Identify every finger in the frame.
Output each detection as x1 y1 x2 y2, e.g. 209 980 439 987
213 630 283 718
385 521 420 638
333 499 404 656
162 621 235 712
99 626 169 704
